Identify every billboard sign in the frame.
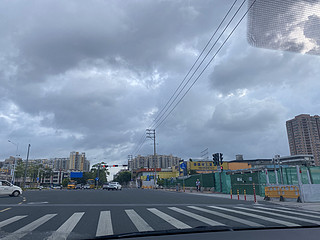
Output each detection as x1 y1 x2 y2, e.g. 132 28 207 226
70 172 83 178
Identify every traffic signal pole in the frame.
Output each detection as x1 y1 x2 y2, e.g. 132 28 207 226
213 153 223 193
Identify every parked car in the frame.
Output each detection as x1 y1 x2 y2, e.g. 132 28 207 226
102 183 109 190
75 184 82 189
0 180 22 197
83 184 91 189
106 182 122 191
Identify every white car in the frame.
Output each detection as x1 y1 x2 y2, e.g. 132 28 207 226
107 182 122 190
0 180 22 197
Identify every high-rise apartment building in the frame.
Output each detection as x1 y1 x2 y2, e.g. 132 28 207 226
286 114 320 166
69 152 88 171
53 158 70 171
129 154 181 171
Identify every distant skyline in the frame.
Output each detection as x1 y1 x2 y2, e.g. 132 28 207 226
1 1 320 170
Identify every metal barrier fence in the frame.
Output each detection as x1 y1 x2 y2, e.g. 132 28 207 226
162 166 320 197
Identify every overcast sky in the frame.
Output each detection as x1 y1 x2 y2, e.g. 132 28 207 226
1 0 320 176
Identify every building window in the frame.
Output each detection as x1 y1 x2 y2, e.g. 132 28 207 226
198 163 200 166
202 163 204 166
194 163 196 166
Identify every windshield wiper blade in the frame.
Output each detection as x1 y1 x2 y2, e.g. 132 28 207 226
91 225 232 239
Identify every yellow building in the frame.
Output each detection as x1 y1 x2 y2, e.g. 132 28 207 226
227 162 252 170
140 171 179 180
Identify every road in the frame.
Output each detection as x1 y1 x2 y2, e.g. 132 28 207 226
0 188 319 239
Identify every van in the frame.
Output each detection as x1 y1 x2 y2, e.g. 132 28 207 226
0 180 22 197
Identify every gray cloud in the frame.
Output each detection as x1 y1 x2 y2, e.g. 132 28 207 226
1 0 320 168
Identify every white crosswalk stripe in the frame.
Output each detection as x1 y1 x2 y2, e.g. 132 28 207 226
125 209 154 232
2 205 320 238
188 206 263 227
277 206 320 215
47 212 84 240
236 207 320 225
169 207 225 226
96 211 113 237
255 206 320 219
209 206 300 227
148 208 191 229
0 216 27 228
0 214 57 240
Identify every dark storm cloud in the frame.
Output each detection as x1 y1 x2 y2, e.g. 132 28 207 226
1 0 320 165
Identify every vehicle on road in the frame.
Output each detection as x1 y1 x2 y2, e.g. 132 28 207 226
106 182 122 191
83 184 91 189
75 184 82 189
67 181 77 190
51 185 61 190
102 183 109 190
0 180 22 197
86 179 95 189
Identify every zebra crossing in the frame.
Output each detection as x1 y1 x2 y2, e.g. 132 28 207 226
0 205 320 239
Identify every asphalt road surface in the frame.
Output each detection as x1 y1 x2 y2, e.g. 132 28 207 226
0 188 319 239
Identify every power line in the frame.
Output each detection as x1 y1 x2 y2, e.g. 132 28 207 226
151 0 246 129
132 134 147 157
155 0 257 129
133 0 257 155
149 0 239 129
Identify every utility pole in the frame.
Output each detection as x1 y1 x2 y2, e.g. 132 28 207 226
146 129 157 186
201 148 209 173
23 144 31 188
273 155 279 185
8 140 19 184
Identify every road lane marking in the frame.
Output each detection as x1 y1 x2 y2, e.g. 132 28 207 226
125 209 154 232
277 207 320 215
0 216 27 228
47 212 84 240
236 207 320 225
1 214 57 240
255 206 320 219
187 206 263 227
0 208 11 213
96 211 113 237
147 208 191 229
169 207 225 226
209 206 300 227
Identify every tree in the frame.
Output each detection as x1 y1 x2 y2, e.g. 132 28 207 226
114 171 131 185
90 162 110 185
62 178 69 187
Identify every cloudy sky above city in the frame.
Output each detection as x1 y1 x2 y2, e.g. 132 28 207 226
1 0 320 172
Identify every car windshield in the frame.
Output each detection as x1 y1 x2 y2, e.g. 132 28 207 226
1 0 320 239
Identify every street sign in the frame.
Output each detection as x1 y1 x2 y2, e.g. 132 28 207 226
36 177 39 181
95 177 99 181
180 163 186 169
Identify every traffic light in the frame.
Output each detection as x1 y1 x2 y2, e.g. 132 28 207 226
212 153 219 166
112 165 118 167
220 166 223 172
212 154 216 166
219 153 223 165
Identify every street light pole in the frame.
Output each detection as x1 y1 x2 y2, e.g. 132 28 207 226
8 140 19 184
23 144 31 188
